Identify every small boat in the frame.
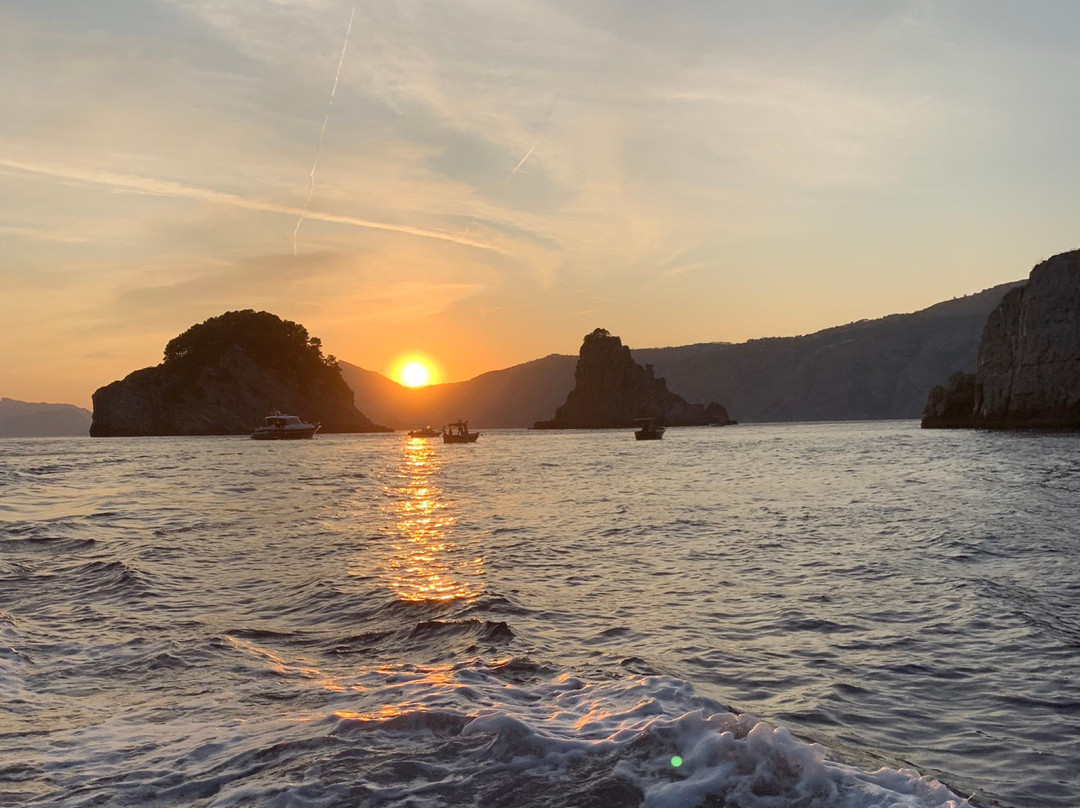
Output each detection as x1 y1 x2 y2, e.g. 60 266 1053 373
634 418 665 441
443 420 480 443
251 411 320 440
408 425 443 438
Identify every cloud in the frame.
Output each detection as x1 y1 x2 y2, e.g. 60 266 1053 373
0 157 509 255
6 0 1077 409
2 0 949 292
0 225 99 245
326 280 488 323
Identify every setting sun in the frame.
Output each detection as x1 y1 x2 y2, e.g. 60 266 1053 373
392 355 439 388
401 362 430 387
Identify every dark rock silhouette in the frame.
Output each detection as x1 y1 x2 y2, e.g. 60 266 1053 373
331 282 1017 428
532 328 734 428
1 398 93 437
90 310 390 436
922 250 1080 429
921 372 981 428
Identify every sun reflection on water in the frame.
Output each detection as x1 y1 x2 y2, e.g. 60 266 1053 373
373 436 484 603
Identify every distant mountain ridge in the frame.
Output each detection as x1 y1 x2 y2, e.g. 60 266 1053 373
0 398 92 437
633 281 1022 422
340 281 1020 427
339 354 577 430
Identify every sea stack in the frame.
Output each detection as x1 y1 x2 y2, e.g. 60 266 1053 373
922 249 1080 429
533 328 734 428
90 310 391 436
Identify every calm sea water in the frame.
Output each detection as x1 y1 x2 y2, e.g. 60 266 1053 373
1 422 1077 808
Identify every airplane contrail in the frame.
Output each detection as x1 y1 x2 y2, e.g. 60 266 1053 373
507 145 535 180
293 6 356 254
0 157 509 255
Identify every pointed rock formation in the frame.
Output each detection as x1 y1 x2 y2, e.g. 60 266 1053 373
91 310 391 436
532 328 735 429
922 250 1080 428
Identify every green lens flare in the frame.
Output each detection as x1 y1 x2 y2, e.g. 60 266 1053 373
671 755 683 768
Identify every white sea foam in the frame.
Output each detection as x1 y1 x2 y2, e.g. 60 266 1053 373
329 662 969 808
5 650 968 808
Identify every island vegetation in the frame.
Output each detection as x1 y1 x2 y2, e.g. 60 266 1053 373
91 310 389 436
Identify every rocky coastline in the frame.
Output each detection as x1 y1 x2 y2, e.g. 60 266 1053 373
922 250 1080 429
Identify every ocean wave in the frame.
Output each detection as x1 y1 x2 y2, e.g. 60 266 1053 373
409 618 514 643
4 426 1075 807
0 617 972 808
327 666 968 808
60 559 157 601
1 534 98 553
315 663 967 808
16 662 967 808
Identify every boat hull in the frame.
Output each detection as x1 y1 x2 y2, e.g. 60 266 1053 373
443 432 479 443
634 429 665 440
251 426 319 440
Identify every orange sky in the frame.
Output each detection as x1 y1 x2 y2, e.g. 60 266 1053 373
3 2 1078 409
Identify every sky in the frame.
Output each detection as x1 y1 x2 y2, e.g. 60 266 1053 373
3 0 1080 409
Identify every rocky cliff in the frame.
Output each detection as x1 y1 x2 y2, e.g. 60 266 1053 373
533 328 734 428
91 310 390 436
922 250 1080 428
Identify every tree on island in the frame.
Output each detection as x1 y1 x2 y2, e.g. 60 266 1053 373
164 310 340 375
91 309 389 436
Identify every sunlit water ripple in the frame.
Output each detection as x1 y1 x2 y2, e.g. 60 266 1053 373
0 422 1076 807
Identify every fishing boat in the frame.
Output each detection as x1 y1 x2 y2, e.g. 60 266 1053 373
407 425 442 438
634 418 665 441
443 420 480 443
251 412 320 440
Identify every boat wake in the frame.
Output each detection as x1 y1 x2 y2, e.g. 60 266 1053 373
4 648 970 808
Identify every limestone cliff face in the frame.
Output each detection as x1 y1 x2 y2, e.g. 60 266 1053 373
533 328 734 428
922 250 1080 428
91 311 390 436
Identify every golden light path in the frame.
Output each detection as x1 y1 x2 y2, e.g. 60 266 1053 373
376 436 484 603
319 439 489 728
232 436 487 720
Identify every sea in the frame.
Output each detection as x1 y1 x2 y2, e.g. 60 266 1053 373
1 421 1077 808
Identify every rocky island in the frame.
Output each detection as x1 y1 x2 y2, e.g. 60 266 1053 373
90 310 390 436
533 328 734 429
922 249 1080 429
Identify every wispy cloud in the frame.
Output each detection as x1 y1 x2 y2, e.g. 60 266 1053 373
328 280 488 323
294 5 357 254
507 145 535 181
0 157 509 255
0 225 99 245
5 0 1078 408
